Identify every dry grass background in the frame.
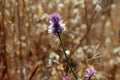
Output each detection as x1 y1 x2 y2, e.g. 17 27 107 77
0 0 120 80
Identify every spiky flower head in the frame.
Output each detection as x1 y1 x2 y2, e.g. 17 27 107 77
48 12 66 34
84 67 96 78
62 77 69 80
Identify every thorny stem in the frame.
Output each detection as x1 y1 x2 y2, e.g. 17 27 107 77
57 34 78 80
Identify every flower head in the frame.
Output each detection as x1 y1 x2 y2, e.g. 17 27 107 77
48 12 66 34
84 67 96 78
62 77 69 80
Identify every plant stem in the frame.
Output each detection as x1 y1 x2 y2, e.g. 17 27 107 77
57 34 78 80
88 76 91 80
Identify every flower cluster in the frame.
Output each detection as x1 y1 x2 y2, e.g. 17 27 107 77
48 12 66 34
84 67 96 78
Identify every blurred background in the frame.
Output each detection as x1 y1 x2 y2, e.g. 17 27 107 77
0 0 120 80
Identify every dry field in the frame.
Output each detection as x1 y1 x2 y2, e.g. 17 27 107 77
0 0 120 80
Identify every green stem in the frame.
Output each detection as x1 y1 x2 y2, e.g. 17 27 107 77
57 34 78 80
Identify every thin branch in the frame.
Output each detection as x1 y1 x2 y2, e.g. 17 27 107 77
28 64 40 80
0 0 10 80
76 0 96 47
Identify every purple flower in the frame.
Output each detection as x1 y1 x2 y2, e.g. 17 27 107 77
84 67 96 78
48 12 66 34
62 77 69 80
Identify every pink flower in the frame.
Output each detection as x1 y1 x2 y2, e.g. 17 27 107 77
84 67 96 78
62 77 69 80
